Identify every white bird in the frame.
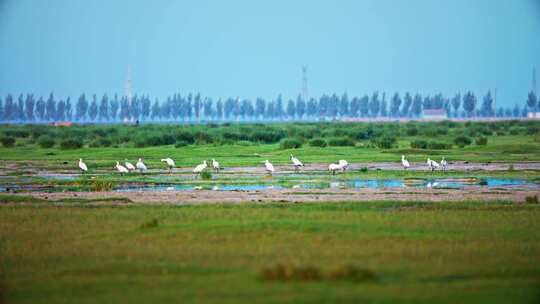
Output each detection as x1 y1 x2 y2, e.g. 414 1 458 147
136 158 147 173
338 159 349 171
115 161 129 175
290 154 304 172
441 157 448 171
124 159 136 171
427 158 440 172
161 158 175 173
264 160 275 175
78 158 88 173
193 160 208 177
401 155 410 170
212 158 220 173
329 163 341 175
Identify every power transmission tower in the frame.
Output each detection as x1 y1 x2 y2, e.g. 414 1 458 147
533 66 537 96
302 65 308 101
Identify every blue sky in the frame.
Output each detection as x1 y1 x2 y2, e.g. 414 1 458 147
1 0 539 106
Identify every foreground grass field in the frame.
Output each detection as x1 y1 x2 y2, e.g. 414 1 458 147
1 201 539 303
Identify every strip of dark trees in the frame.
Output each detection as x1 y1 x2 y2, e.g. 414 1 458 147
0 90 537 123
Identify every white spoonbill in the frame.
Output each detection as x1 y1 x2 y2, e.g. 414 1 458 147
329 163 341 175
136 158 147 173
124 159 136 171
401 155 410 170
264 160 275 175
78 158 88 173
290 154 304 172
161 158 175 173
115 161 129 175
427 158 440 172
441 157 448 171
338 159 349 171
212 158 220 173
193 160 208 178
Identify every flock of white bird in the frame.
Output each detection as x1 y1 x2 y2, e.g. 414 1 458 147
77 154 448 177
401 155 448 171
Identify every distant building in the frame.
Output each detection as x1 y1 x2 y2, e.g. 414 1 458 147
48 121 73 127
527 112 540 119
422 109 448 120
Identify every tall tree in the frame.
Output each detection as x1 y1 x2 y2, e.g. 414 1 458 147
255 98 266 119
286 99 296 119
390 93 402 117
513 104 521 117
462 91 477 117
411 93 423 117
481 91 494 117
193 93 202 122
151 99 160 120
275 94 284 119
109 94 119 121
451 94 461 117
359 95 369 117
338 93 349 117
65 97 72 121
76 94 88 121
216 99 223 120
369 92 380 118
224 98 235 120
160 98 170 120
527 91 538 111
45 93 56 121
88 95 98 121
203 98 213 120
56 99 66 121
141 95 151 120
3 94 14 121
296 95 306 120
401 92 412 117
35 96 46 121
266 101 275 120
99 94 109 121
380 93 388 117
131 95 141 121
25 94 35 121
306 98 317 119
349 97 360 117
17 94 25 121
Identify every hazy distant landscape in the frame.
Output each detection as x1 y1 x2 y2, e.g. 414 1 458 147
1 0 540 303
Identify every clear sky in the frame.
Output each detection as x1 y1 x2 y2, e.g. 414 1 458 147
1 0 539 106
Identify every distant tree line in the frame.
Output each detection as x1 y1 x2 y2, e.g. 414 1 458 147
0 90 537 123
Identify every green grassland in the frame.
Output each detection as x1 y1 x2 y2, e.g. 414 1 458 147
0 121 540 170
1 201 540 303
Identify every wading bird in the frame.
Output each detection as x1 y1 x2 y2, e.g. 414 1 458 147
124 159 136 171
427 158 440 172
401 155 410 170
212 158 220 173
136 158 147 173
78 158 88 173
264 160 275 175
161 157 175 173
329 163 341 175
115 161 129 175
193 160 208 178
290 154 304 173
441 157 448 171
338 159 349 171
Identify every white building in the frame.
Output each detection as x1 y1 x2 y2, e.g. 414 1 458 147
527 112 540 119
422 109 448 120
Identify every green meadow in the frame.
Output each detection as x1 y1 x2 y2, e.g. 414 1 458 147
0 121 539 170
1 201 540 303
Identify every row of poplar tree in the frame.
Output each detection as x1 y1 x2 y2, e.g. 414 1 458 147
0 90 538 122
